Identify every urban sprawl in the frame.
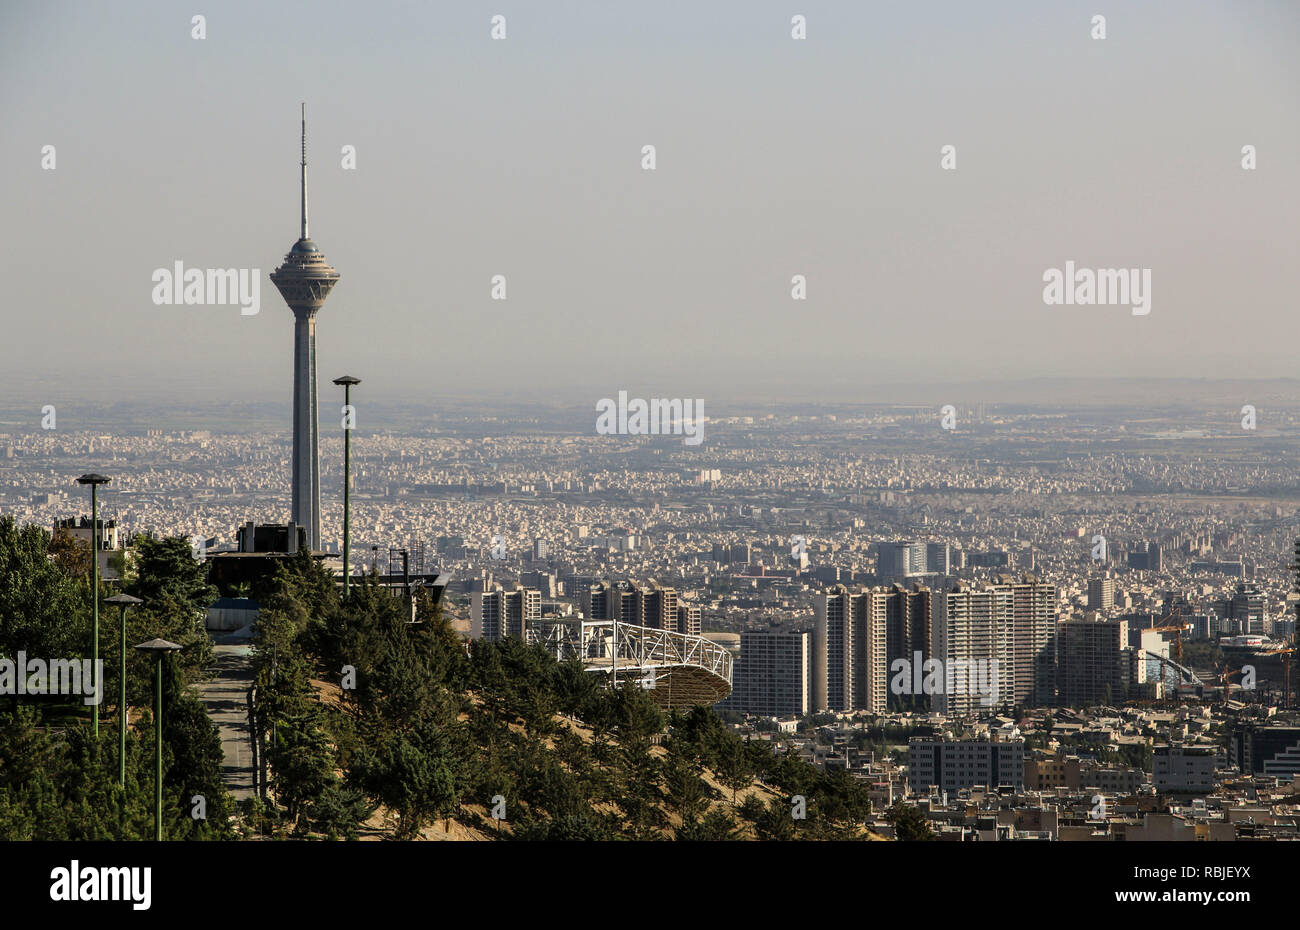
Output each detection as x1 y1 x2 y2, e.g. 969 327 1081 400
5 395 1300 840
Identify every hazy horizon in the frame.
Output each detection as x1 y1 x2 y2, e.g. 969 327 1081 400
7 376 1300 436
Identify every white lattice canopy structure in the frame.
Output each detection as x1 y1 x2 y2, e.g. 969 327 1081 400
527 619 733 710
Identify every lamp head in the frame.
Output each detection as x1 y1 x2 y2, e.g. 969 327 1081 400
133 638 182 654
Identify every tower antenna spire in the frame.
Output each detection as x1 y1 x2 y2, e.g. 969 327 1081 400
300 102 308 240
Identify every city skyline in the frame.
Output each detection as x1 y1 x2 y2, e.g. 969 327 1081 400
0 0 1297 874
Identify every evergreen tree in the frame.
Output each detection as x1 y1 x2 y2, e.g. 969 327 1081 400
128 535 217 618
0 517 89 663
885 801 934 841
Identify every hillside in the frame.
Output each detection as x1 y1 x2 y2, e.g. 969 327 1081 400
244 552 880 841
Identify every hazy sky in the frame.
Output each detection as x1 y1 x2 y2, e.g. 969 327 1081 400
1 0 1297 413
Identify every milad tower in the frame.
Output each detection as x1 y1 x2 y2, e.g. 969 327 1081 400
270 105 339 551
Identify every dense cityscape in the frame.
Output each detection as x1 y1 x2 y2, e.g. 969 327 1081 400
4 391 1299 843
3 0 1294 913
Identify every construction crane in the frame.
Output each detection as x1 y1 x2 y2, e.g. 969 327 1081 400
1149 624 1185 666
1145 601 1191 665
1133 603 1196 701
1260 641 1296 709
1213 664 1246 706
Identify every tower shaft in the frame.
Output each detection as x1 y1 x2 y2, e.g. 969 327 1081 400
291 309 321 549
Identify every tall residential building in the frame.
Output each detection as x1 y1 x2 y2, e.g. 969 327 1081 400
471 585 541 641
1227 583 1265 635
885 583 933 711
926 543 950 575
580 580 634 622
1007 577 1057 708
878 541 926 578
579 581 610 621
931 585 1006 715
930 577 1057 714
813 586 889 713
1056 617 1139 706
1087 575 1115 610
579 580 680 632
676 603 702 637
1127 542 1164 572
712 542 751 564
635 581 679 632
813 588 849 712
854 591 890 714
610 583 638 622
728 630 811 716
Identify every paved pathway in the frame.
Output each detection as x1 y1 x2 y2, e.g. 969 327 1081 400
196 641 256 802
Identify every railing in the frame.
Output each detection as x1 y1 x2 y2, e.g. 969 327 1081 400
526 619 732 687
1137 648 1204 686
248 683 265 800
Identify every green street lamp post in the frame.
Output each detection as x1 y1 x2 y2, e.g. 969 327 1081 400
332 375 361 599
105 594 142 786
134 638 182 841
76 473 111 742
